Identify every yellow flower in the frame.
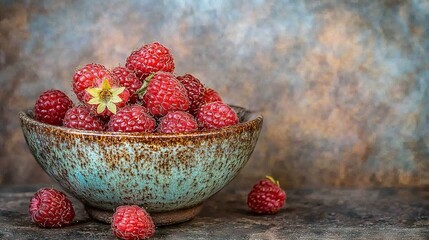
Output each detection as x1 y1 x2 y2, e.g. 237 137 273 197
86 78 125 114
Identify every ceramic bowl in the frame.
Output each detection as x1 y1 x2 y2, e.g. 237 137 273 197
19 106 262 225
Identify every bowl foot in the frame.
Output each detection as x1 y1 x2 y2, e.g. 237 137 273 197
85 204 203 226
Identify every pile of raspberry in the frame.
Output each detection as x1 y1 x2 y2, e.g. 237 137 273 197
29 42 287 240
34 42 239 133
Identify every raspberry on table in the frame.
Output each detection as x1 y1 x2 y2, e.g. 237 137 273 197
158 111 198 134
29 188 75 228
196 101 239 130
112 66 142 104
107 105 156 133
202 88 222 104
247 176 286 214
111 205 155 240
177 74 205 114
34 89 73 126
63 105 105 131
125 42 175 79
140 71 190 117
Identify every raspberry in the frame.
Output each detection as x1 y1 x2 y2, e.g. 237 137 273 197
203 88 222 104
177 74 205 114
72 63 110 102
247 176 286 214
139 72 190 117
34 89 73 126
108 105 156 132
29 188 75 228
63 105 105 131
111 205 155 240
125 42 175 79
83 73 130 117
112 66 142 104
196 102 238 130
158 111 198 134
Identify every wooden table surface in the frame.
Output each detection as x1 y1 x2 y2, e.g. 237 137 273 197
0 185 428 239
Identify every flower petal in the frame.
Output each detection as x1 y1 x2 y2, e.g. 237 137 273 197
101 78 112 90
97 102 106 114
86 87 101 98
106 102 117 114
88 98 101 105
111 87 125 96
110 95 122 103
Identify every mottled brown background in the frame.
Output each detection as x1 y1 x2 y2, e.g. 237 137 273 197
1 0 428 188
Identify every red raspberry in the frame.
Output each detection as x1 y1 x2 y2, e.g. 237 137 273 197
82 73 130 117
158 111 198 134
140 72 190 117
196 102 238 130
29 188 75 228
108 105 156 132
125 42 175 79
111 205 155 240
63 105 105 131
112 66 142 104
203 88 222 104
247 176 286 214
72 63 110 102
177 74 205 114
34 89 73 126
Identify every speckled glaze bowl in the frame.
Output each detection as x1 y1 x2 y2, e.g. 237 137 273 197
19 106 262 225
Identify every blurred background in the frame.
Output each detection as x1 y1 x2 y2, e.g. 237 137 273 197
1 0 428 189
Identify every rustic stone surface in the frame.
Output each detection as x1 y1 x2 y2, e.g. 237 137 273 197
1 0 429 188
0 185 428 239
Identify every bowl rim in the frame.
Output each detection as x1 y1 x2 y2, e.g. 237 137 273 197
19 105 263 139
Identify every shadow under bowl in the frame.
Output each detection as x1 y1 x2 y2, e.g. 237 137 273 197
19 106 263 225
